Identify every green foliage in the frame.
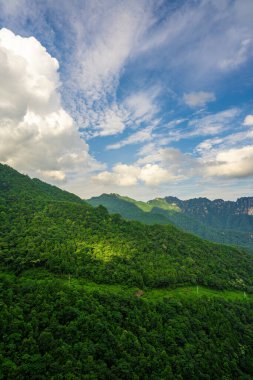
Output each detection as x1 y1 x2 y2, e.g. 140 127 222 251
1 167 253 290
1 273 253 379
87 193 253 250
1 163 253 379
0 163 83 204
86 193 170 224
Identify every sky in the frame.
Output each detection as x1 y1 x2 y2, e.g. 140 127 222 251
0 0 253 201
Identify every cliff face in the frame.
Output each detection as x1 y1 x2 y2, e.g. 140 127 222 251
164 196 253 233
165 196 253 216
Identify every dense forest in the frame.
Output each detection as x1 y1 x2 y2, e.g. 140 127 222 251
87 194 253 250
1 163 253 379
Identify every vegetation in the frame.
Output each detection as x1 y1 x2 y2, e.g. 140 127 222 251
87 193 253 250
1 272 253 379
1 164 253 290
1 163 253 379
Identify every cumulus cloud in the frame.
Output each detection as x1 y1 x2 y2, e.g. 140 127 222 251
138 164 174 185
205 145 253 178
93 164 140 186
0 28 100 181
92 162 177 187
93 145 194 188
183 91 216 107
243 114 253 126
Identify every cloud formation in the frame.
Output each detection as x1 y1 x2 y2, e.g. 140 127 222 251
0 28 100 181
183 91 216 108
205 145 253 178
243 115 253 126
0 1 253 200
107 126 154 150
92 163 177 187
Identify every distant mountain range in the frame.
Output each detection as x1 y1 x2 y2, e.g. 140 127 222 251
87 194 253 251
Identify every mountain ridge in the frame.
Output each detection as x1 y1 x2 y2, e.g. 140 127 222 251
87 193 253 250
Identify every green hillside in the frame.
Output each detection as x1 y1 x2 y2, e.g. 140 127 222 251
86 193 171 225
1 167 250 289
87 193 253 250
0 164 83 204
1 164 253 379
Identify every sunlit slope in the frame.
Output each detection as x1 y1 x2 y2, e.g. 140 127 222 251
1 164 253 291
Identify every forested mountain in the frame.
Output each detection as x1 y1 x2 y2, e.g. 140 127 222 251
1 163 253 379
87 193 253 250
165 196 253 231
0 164 83 204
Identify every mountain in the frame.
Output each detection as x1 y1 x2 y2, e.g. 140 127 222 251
87 193 253 250
1 163 253 379
2 163 252 289
0 163 83 204
165 196 253 232
85 193 173 225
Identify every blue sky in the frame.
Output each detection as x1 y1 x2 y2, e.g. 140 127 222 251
0 0 253 200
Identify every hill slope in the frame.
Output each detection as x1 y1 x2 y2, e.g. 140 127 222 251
87 193 253 250
0 163 83 204
1 164 252 290
1 164 253 379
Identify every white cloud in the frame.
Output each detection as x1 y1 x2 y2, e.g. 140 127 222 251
61 1 154 135
92 164 140 187
124 88 160 124
107 126 154 150
243 114 253 126
136 0 253 89
137 146 197 178
71 2 152 104
189 108 239 136
219 38 251 70
156 108 240 146
92 162 177 187
97 109 125 136
195 127 253 155
183 91 216 107
0 28 100 181
195 138 224 154
85 86 161 139
40 170 66 181
167 119 187 128
205 145 253 178
138 164 174 185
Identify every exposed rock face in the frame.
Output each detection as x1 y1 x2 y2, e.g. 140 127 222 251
165 196 253 216
165 196 253 233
